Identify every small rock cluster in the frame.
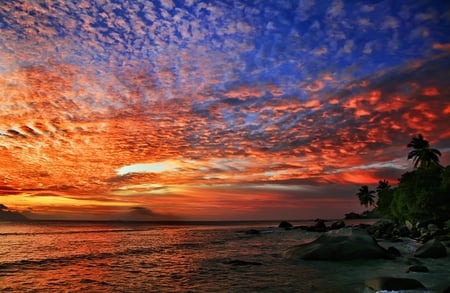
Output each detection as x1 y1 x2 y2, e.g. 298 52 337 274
365 219 450 247
278 219 346 232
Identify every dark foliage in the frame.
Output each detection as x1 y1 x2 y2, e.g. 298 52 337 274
357 135 449 224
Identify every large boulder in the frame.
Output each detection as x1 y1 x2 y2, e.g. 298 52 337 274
414 238 447 258
365 277 426 291
284 227 389 261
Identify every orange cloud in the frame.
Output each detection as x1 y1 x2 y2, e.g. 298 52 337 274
422 87 439 96
432 43 450 51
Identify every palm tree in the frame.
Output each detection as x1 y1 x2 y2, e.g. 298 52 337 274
407 134 441 168
357 185 376 208
376 179 390 196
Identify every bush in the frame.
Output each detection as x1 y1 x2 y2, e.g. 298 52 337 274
387 165 450 224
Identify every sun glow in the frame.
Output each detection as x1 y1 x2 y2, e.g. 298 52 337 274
117 160 180 176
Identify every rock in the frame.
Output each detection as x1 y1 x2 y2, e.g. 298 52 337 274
223 259 262 266
284 227 389 261
443 285 450 293
428 224 440 235
409 228 421 239
365 277 426 291
356 223 371 229
394 225 410 237
405 220 414 231
344 212 365 219
278 221 293 229
419 233 433 243
406 265 429 273
245 229 260 235
330 220 345 230
416 219 434 229
367 219 395 239
312 219 327 232
414 238 447 258
387 246 401 258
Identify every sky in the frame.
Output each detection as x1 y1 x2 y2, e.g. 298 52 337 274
0 0 449 221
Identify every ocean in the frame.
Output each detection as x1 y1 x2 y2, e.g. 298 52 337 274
0 220 449 292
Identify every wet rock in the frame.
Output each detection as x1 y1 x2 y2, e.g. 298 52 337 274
414 238 447 258
278 221 293 229
245 229 260 235
406 265 429 273
416 219 434 229
344 212 364 219
427 224 440 235
419 233 433 243
330 220 345 230
299 220 330 232
312 219 327 232
365 277 426 291
284 228 389 261
367 219 395 239
395 225 410 237
223 259 262 266
409 228 421 239
387 246 401 258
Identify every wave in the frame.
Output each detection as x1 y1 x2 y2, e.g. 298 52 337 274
0 227 147 237
0 246 160 271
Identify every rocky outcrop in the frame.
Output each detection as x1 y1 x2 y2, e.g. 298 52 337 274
344 212 365 219
365 277 426 291
278 221 293 229
414 238 447 258
365 218 450 243
330 220 345 230
0 205 29 221
312 219 327 232
284 227 390 261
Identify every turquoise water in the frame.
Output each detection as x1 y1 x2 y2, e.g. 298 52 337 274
0 221 448 292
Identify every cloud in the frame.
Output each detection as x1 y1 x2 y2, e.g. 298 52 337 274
433 43 450 51
0 0 449 220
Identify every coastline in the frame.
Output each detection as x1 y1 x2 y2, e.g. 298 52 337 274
0 219 449 292
273 219 450 292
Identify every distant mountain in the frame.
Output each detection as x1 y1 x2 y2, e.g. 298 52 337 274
0 204 29 221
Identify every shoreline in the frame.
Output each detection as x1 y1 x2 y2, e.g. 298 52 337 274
273 219 450 292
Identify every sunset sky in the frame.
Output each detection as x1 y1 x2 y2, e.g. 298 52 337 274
1 0 449 221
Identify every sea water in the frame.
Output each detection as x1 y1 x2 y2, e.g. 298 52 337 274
0 221 449 292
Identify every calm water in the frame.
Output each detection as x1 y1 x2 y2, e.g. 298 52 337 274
0 221 449 292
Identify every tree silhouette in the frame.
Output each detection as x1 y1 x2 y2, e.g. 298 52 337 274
407 134 441 169
357 185 376 208
376 179 390 196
